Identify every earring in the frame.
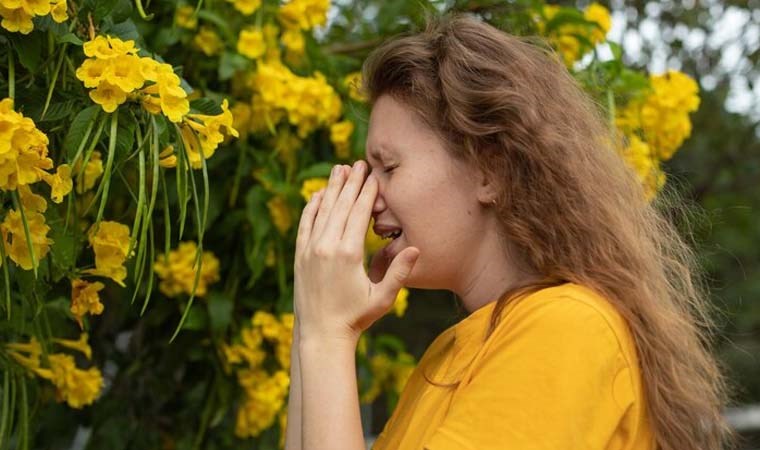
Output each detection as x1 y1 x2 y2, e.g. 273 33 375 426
491 199 497 207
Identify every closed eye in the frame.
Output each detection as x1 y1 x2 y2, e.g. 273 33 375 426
384 165 398 173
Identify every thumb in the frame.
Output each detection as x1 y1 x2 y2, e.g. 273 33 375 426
372 247 420 307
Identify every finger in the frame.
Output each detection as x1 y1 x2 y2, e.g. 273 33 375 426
343 170 377 252
322 161 370 243
295 189 324 257
311 165 349 239
371 247 420 307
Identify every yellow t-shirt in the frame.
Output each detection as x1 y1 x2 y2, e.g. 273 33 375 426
371 282 654 450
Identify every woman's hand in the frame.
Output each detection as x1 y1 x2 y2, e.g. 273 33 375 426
294 162 420 345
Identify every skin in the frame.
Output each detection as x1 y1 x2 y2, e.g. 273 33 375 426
285 94 537 450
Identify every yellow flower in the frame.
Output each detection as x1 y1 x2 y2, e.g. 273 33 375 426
174 4 197 29
538 3 611 67
75 58 108 88
267 195 292 235
34 354 103 409
620 134 665 201
0 6 34 34
193 26 222 56
251 61 342 137
1 208 52 270
343 71 367 102
299 177 327 202
330 120 354 159
0 98 55 190
83 221 131 286
226 0 261 15
103 54 146 93
140 63 190 122
18 184 47 213
41 163 72 203
281 27 305 55
50 0 68 22
70 279 106 325
88 81 128 113
6 336 42 372
364 218 387 256
153 241 221 298
237 27 266 59
53 333 93 360
640 70 700 160
391 288 409 317
181 99 239 166
235 369 289 438
252 310 283 342
278 0 329 31
74 151 103 193
584 2 611 43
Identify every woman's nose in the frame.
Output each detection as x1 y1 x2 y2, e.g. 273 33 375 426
371 179 386 214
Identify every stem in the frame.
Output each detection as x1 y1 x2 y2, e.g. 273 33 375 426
94 113 120 229
42 44 69 120
10 192 38 278
8 48 15 100
134 0 155 20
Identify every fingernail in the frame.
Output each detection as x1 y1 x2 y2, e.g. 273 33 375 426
331 166 337 176
353 161 363 173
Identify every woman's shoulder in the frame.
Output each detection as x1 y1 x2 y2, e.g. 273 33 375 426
494 282 638 364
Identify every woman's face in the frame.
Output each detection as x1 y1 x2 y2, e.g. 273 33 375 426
366 95 495 290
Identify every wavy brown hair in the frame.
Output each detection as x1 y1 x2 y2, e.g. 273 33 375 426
361 12 738 450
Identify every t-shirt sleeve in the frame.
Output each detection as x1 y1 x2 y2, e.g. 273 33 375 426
424 295 634 450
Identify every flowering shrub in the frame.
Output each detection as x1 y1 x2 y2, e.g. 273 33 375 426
0 1 700 448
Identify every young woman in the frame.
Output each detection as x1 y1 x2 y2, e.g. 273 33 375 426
284 14 737 450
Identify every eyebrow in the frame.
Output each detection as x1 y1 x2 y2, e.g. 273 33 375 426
365 144 394 163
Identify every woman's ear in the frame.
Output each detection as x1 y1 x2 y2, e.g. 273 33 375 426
475 167 499 205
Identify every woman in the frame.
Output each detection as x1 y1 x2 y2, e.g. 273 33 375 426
285 13 737 450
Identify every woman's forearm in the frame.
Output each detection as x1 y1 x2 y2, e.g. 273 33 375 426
284 326 302 450
300 335 365 450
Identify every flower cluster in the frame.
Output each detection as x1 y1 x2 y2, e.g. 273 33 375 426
0 99 72 269
83 221 131 286
343 71 367 103
0 0 67 34
329 120 354 159
359 349 416 404
537 2 611 67
277 0 329 31
226 0 261 15
248 60 342 137
193 26 223 56
222 311 294 442
159 100 239 169
6 334 103 409
153 241 221 298
616 70 700 199
76 36 189 121
617 70 701 161
70 279 106 327
267 195 293 235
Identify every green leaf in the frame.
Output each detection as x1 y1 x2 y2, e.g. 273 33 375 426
64 106 100 160
36 100 79 122
181 303 208 331
218 52 249 81
10 33 44 72
207 292 233 333
189 98 223 115
56 33 84 46
102 18 140 42
49 226 77 272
